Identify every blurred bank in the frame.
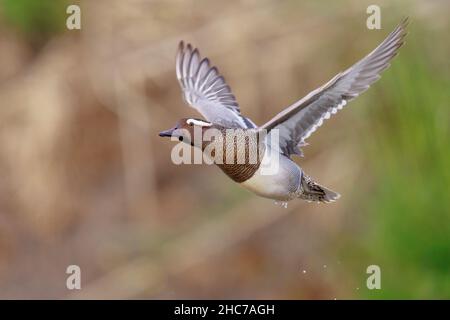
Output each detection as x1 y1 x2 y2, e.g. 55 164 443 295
0 0 448 299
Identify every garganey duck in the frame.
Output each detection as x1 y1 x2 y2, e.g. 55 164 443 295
159 18 408 204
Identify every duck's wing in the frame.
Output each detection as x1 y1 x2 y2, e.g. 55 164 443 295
176 42 256 129
260 18 408 157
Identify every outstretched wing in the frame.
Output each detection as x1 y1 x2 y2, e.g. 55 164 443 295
260 18 408 157
176 42 256 128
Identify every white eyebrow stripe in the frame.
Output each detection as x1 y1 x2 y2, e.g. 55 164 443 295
187 119 212 127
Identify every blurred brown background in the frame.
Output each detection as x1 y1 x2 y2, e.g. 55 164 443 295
0 0 449 299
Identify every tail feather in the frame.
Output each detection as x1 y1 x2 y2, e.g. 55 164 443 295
299 174 340 203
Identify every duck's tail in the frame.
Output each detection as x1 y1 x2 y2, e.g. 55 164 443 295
299 174 340 203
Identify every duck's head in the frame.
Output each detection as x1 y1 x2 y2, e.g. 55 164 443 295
159 118 214 145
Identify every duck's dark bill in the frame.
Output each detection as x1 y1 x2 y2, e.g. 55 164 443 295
159 128 175 137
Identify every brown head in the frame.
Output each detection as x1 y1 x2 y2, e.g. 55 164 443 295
159 118 219 147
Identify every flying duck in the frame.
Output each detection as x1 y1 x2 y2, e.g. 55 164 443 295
159 18 408 203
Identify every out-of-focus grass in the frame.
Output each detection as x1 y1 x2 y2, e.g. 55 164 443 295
0 0 68 47
341 22 450 299
0 0 448 299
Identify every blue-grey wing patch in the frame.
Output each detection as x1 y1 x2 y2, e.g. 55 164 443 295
260 18 408 157
176 42 256 129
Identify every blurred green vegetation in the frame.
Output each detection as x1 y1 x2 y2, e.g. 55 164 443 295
0 0 68 47
342 22 450 299
0 0 448 299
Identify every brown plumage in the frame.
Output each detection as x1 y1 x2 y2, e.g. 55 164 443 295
175 118 265 183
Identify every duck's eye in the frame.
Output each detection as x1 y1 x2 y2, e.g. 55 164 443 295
178 136 184 142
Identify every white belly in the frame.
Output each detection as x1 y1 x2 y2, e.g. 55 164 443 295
240 148 301 201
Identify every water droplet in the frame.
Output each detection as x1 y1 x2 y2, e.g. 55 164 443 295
302 270 307 274
323 265 327 269
274 201 288 209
